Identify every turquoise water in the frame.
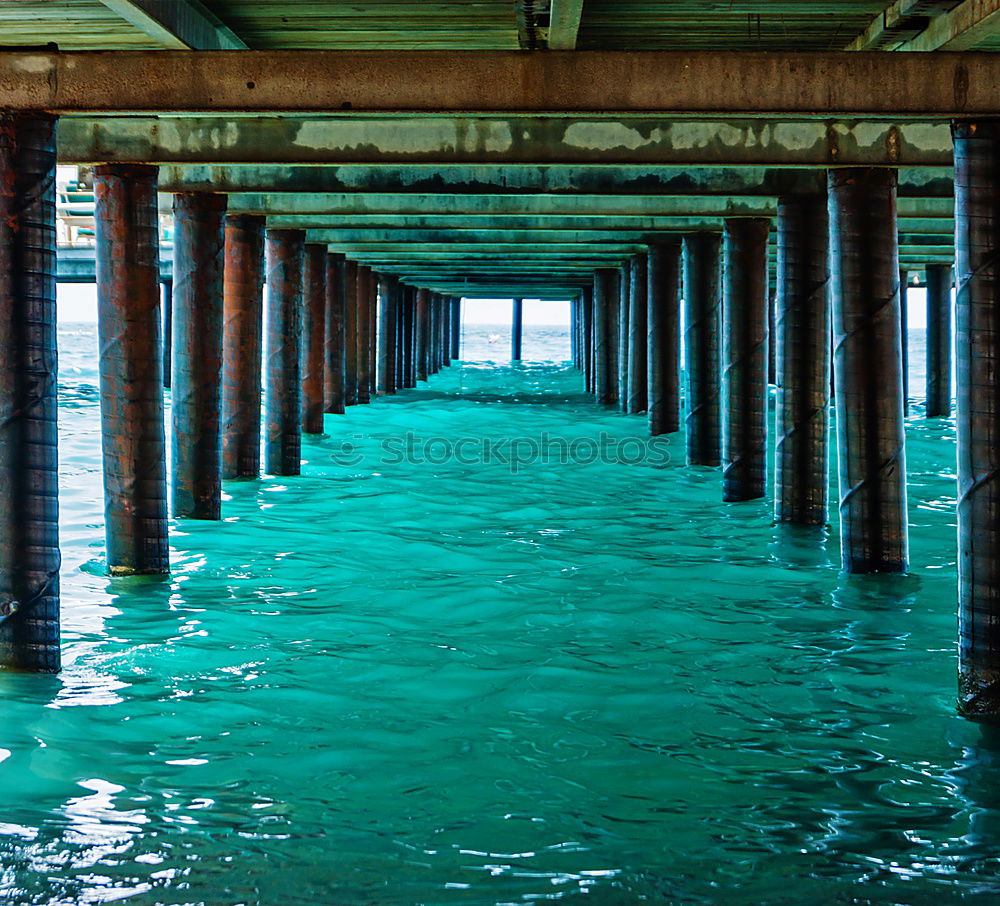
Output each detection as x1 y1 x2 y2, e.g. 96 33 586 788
2 323 998 905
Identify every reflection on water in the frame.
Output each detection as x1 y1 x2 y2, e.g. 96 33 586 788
0 324 996 905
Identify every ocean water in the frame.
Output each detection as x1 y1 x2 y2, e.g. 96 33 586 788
2 322 997 906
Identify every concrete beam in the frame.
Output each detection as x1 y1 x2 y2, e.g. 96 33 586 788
58 115 954 167
154 164 954 198
548 0 586 49
5 50 1000 116
98 0 248 50
904 0 1000 50
206 193 953 219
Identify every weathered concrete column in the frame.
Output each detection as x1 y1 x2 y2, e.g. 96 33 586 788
378 275 397 394
442 295 452 368
722 218 770 502
594 269 617 406
683 233 723 466
627 253 649 414
925 263 952 419
94 164 169 577
450 297 461 360
429 293 441 373
368 271 380 394
902 271 912 400
828 168 907 573
402 286 415 388
394 287 405 386
343 259 359 406
301 244 327 435
172 192 226 519
264 229 305 476
0 114 60 672
647 239 682 435
581 288 593 392
512 298 523 362
356 266 373 403
570 297 578 366
162 278 173 389
775 195 830 526
618 260 632 411
953 122 1000 718
221 214 265 479
416 288 430 380
324 253 346 415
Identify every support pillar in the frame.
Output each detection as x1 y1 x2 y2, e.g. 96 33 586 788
416 288 430 381
0 114 60 671
324 253 346 415
582 289 594 391
343 259 359 406
429 294 440 374
221 213 265 479
94 164 168 576
301 244 327 434
264 229 305 476
647 239 682 435
162 279 173 389
512 298 523 362
900 269 910 415
775 195 830 526
403 287 415 388
594 269 617 406
683 233 723 466
379 275 397 394
953 122 1000 717
442 296 452 368
450 298 461 360
172 192 226 519
628 253 649 414
356 266 373 404
926 263 952 419
722 218 770 502
828 168 907 573
618 260 631 411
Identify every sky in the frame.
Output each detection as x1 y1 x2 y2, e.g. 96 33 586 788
55 285 572 326
56 284 936 329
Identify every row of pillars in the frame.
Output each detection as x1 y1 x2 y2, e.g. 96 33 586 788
0 116 463 673
562 145 989 719
0 112 997 720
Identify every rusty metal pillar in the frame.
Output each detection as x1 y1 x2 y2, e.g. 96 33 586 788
926 263 952 419
172 192 226 519
162 278 173 389
647 239 682 435
775 195 830 526
416 288 430 381
450 298 461 360
368 271 380 396
767 283 777 386
402 286 415 388
394 286 405 387
953 122 1000 718
683 233 723 466
264 229 305 476
828 168 907 574
343 259 359 406
324 253 346 415
429 294 441 374
95 164 168 576
900 269 910 416
594 269 616 406
627 253 649 414
722 218 770 502
356 266 373 403
221 213 265 480
378 275 397 394
618 260 631 411
512 298 523 362
0 114 59 671
442 295 452 368
582 288 594 391
301 244 327 435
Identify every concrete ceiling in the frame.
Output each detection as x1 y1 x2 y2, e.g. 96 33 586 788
14 0 1000 294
